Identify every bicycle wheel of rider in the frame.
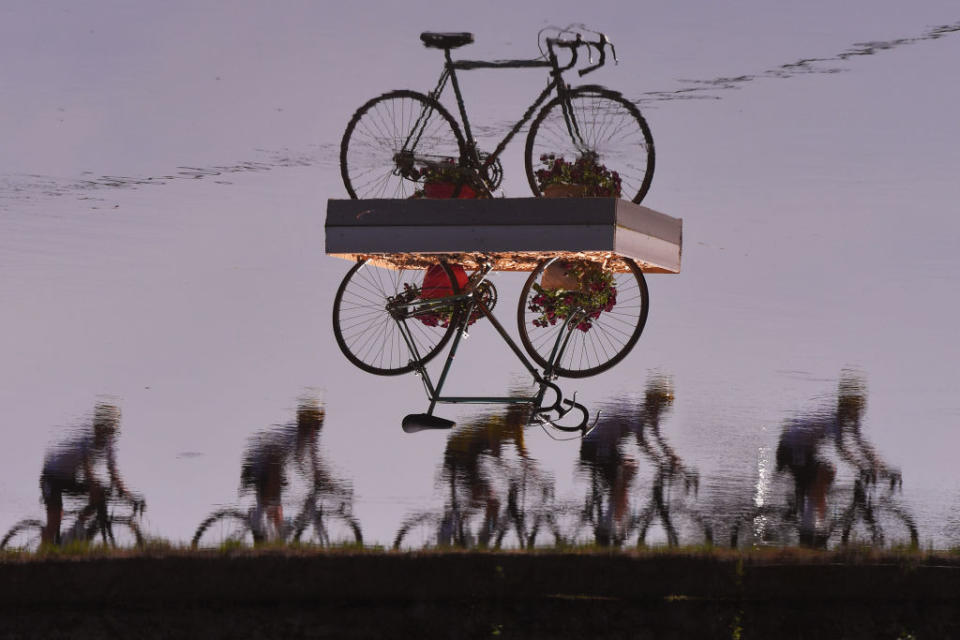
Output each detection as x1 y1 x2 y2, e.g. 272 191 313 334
340 90 467 199
88 517 144 549
524 87 655 204
0 519 44 552
517 257 649 378
191 509 256 548
294 510 363 547
333 259 463 376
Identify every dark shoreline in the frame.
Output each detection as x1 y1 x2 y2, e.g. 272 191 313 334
2 550 959 638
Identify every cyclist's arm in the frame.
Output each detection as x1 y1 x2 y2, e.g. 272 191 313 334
106 446 130 497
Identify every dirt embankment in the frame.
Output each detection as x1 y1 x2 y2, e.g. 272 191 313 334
1 551 959 638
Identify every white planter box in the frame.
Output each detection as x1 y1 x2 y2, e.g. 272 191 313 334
325 198 682 274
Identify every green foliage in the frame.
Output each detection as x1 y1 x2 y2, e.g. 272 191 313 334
418 157 467 184
528 260 617 332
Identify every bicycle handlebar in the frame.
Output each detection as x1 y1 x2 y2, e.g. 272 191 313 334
545 32 617 77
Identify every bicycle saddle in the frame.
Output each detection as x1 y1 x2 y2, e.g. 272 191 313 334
420 32 474 49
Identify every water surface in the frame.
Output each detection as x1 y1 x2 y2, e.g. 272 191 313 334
2 1 959 550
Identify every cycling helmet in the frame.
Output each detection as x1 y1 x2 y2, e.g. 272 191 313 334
93 403 121 434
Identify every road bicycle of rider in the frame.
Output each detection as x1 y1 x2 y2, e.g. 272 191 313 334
729 468 919 549
191 482 362 548
1 492 145 552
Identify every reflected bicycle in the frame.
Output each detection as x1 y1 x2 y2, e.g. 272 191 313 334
191 484 362 548
1 493 145 552
332 256 649 432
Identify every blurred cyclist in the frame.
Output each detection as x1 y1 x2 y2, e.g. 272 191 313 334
40 403 140 545
239 399 333 542
775 372 883 547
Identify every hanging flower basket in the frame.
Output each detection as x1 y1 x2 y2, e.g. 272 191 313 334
541 262 580 290
413 158 478 199
528 260 617 332
535 153 622 198
543 183 588 198
403 264 491 328
423 182 478 199
421 264 469 299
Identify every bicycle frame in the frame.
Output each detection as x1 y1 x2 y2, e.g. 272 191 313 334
389 261 591 432
405 45 588 193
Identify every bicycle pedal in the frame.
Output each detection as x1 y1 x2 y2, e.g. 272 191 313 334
402 413 456 433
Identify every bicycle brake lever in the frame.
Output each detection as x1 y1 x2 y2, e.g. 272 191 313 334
583 409 602 436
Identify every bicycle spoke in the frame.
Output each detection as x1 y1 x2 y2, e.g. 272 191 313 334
334 261 460 375
342 91 464 199
518 259 648 377
527 88 654 204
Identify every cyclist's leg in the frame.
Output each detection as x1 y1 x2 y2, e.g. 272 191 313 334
75 482 111 544
256 466 285 542
40 474 64 545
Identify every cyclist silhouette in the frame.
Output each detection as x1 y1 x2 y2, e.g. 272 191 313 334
39 403 140 545
240 398 344 542
774 372 902 547
441 402 534 546
192 397 359 548
577 377 702 546
395 399 554 549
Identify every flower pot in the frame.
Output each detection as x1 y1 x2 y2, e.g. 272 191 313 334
421 264 470 299
541 262 580 291
424 182 477 199
543 183 588 198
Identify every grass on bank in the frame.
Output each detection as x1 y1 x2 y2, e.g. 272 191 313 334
2 537 959 564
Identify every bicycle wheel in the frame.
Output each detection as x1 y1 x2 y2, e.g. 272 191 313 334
525 86 655 204
840 502 919 549
393 509 495 549
295 509 363 547
341 90 467 199
517 258 649 378
94 516 144 549
191 509 255 549
0 519 44 551
333 259 462 376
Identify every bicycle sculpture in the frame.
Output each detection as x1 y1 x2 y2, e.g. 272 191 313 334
340 26 654 202
1 492 145 552
335 27 656 432
334 256 648 432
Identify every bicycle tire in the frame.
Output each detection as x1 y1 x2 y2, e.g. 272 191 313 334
517 258 649 378
524 86 655 204
333 259 462 376
393 509 496 549
840 501 919 549
88 516 144 549
0 519 44 551
191 508 255 549
295 509 363 547
340 90 467 199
